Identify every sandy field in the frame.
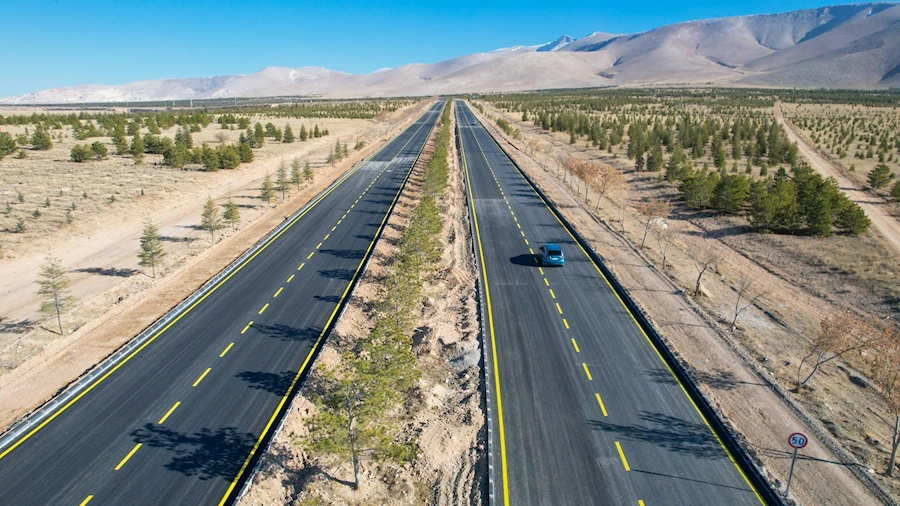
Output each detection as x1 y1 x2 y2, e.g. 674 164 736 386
474 100 897 505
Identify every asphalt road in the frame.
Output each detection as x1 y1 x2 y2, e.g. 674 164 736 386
0 101 443 506
457 101 764 506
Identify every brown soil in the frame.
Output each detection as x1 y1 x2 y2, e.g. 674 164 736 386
240 102 484 506
472 101 894 505
0 101 432 431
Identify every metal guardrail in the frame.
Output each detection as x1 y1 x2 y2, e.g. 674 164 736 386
462 100 785 506
0 122 411 456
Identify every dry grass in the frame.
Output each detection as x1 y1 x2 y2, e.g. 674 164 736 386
0 115 372 260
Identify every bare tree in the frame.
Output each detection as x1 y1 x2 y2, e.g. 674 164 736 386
872 327 900 476
580 162 600 203
730 277 767 331
554 152 569 180
654 220 678 270
794 313 878 391
526 137 541 156
687 242 719 297
618 189 630 234
635 199 673 249
594 164 627 211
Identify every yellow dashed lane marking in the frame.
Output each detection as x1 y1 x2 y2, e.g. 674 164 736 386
241 321 253 334
596 393 608 416
286 274 294 283
544 278 549 286
549 289 556 299
258 303 269 315
571 338 580 352
307 252 314 259
563 318 570 329
316 242 322 249
323 234 330 241
529 248 534 254
114 443 142 471
297 263 305 270
331 226 336 232
538 267 544 275
193 368 211 387
556 303 563 314
273 287 283 298
79 496 93 506
158 401 181 424
582 363 593 380
220 342 234 357
616 442 631 471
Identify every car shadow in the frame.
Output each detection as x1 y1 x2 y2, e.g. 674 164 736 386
509 254 539 267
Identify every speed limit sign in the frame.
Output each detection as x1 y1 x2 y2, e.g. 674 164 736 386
788 432 808 449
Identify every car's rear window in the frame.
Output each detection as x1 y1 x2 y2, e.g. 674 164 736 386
548 250 562 257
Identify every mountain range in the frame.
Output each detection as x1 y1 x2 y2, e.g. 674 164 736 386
5 3 900 104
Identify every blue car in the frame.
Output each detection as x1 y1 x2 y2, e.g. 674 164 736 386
537 244 565 267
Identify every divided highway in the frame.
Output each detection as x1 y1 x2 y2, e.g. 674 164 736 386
0 101 443 506
457 100 765 505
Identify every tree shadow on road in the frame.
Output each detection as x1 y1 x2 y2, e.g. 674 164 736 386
131 423 255 481
251 323 320 343
589 411 725 460
235 370 296 396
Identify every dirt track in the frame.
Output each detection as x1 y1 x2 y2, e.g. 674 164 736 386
776 103 900 256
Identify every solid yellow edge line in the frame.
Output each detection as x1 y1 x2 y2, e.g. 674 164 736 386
114 443 142 471
460 109 511 506
480 102 766 505
615 441 630 471
220 342 235 358
79 495 94 506
192 368 212 387
216 101 440 506
157 401 181 424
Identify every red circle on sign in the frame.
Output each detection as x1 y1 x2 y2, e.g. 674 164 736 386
788 432 808 449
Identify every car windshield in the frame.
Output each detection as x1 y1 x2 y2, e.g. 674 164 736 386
547 249 562 257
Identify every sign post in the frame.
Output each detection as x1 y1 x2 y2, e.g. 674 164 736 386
785 432 808 498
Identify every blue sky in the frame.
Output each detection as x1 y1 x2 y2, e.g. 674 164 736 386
0 0 842 97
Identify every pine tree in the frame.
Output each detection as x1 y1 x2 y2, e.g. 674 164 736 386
201 197 223 243
868 163 894 189
31 129 53 150
283 124 295 143
891 180 900 202
313 124 320 138
276 162 288 200
299 124 308 141
138 218 166 278
130 133 145 164
201 144 219 171
238 139 254 163
290 158 302 190
303 160 314 183
260 174 275 207
223 199 241 232
36 255 75 335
